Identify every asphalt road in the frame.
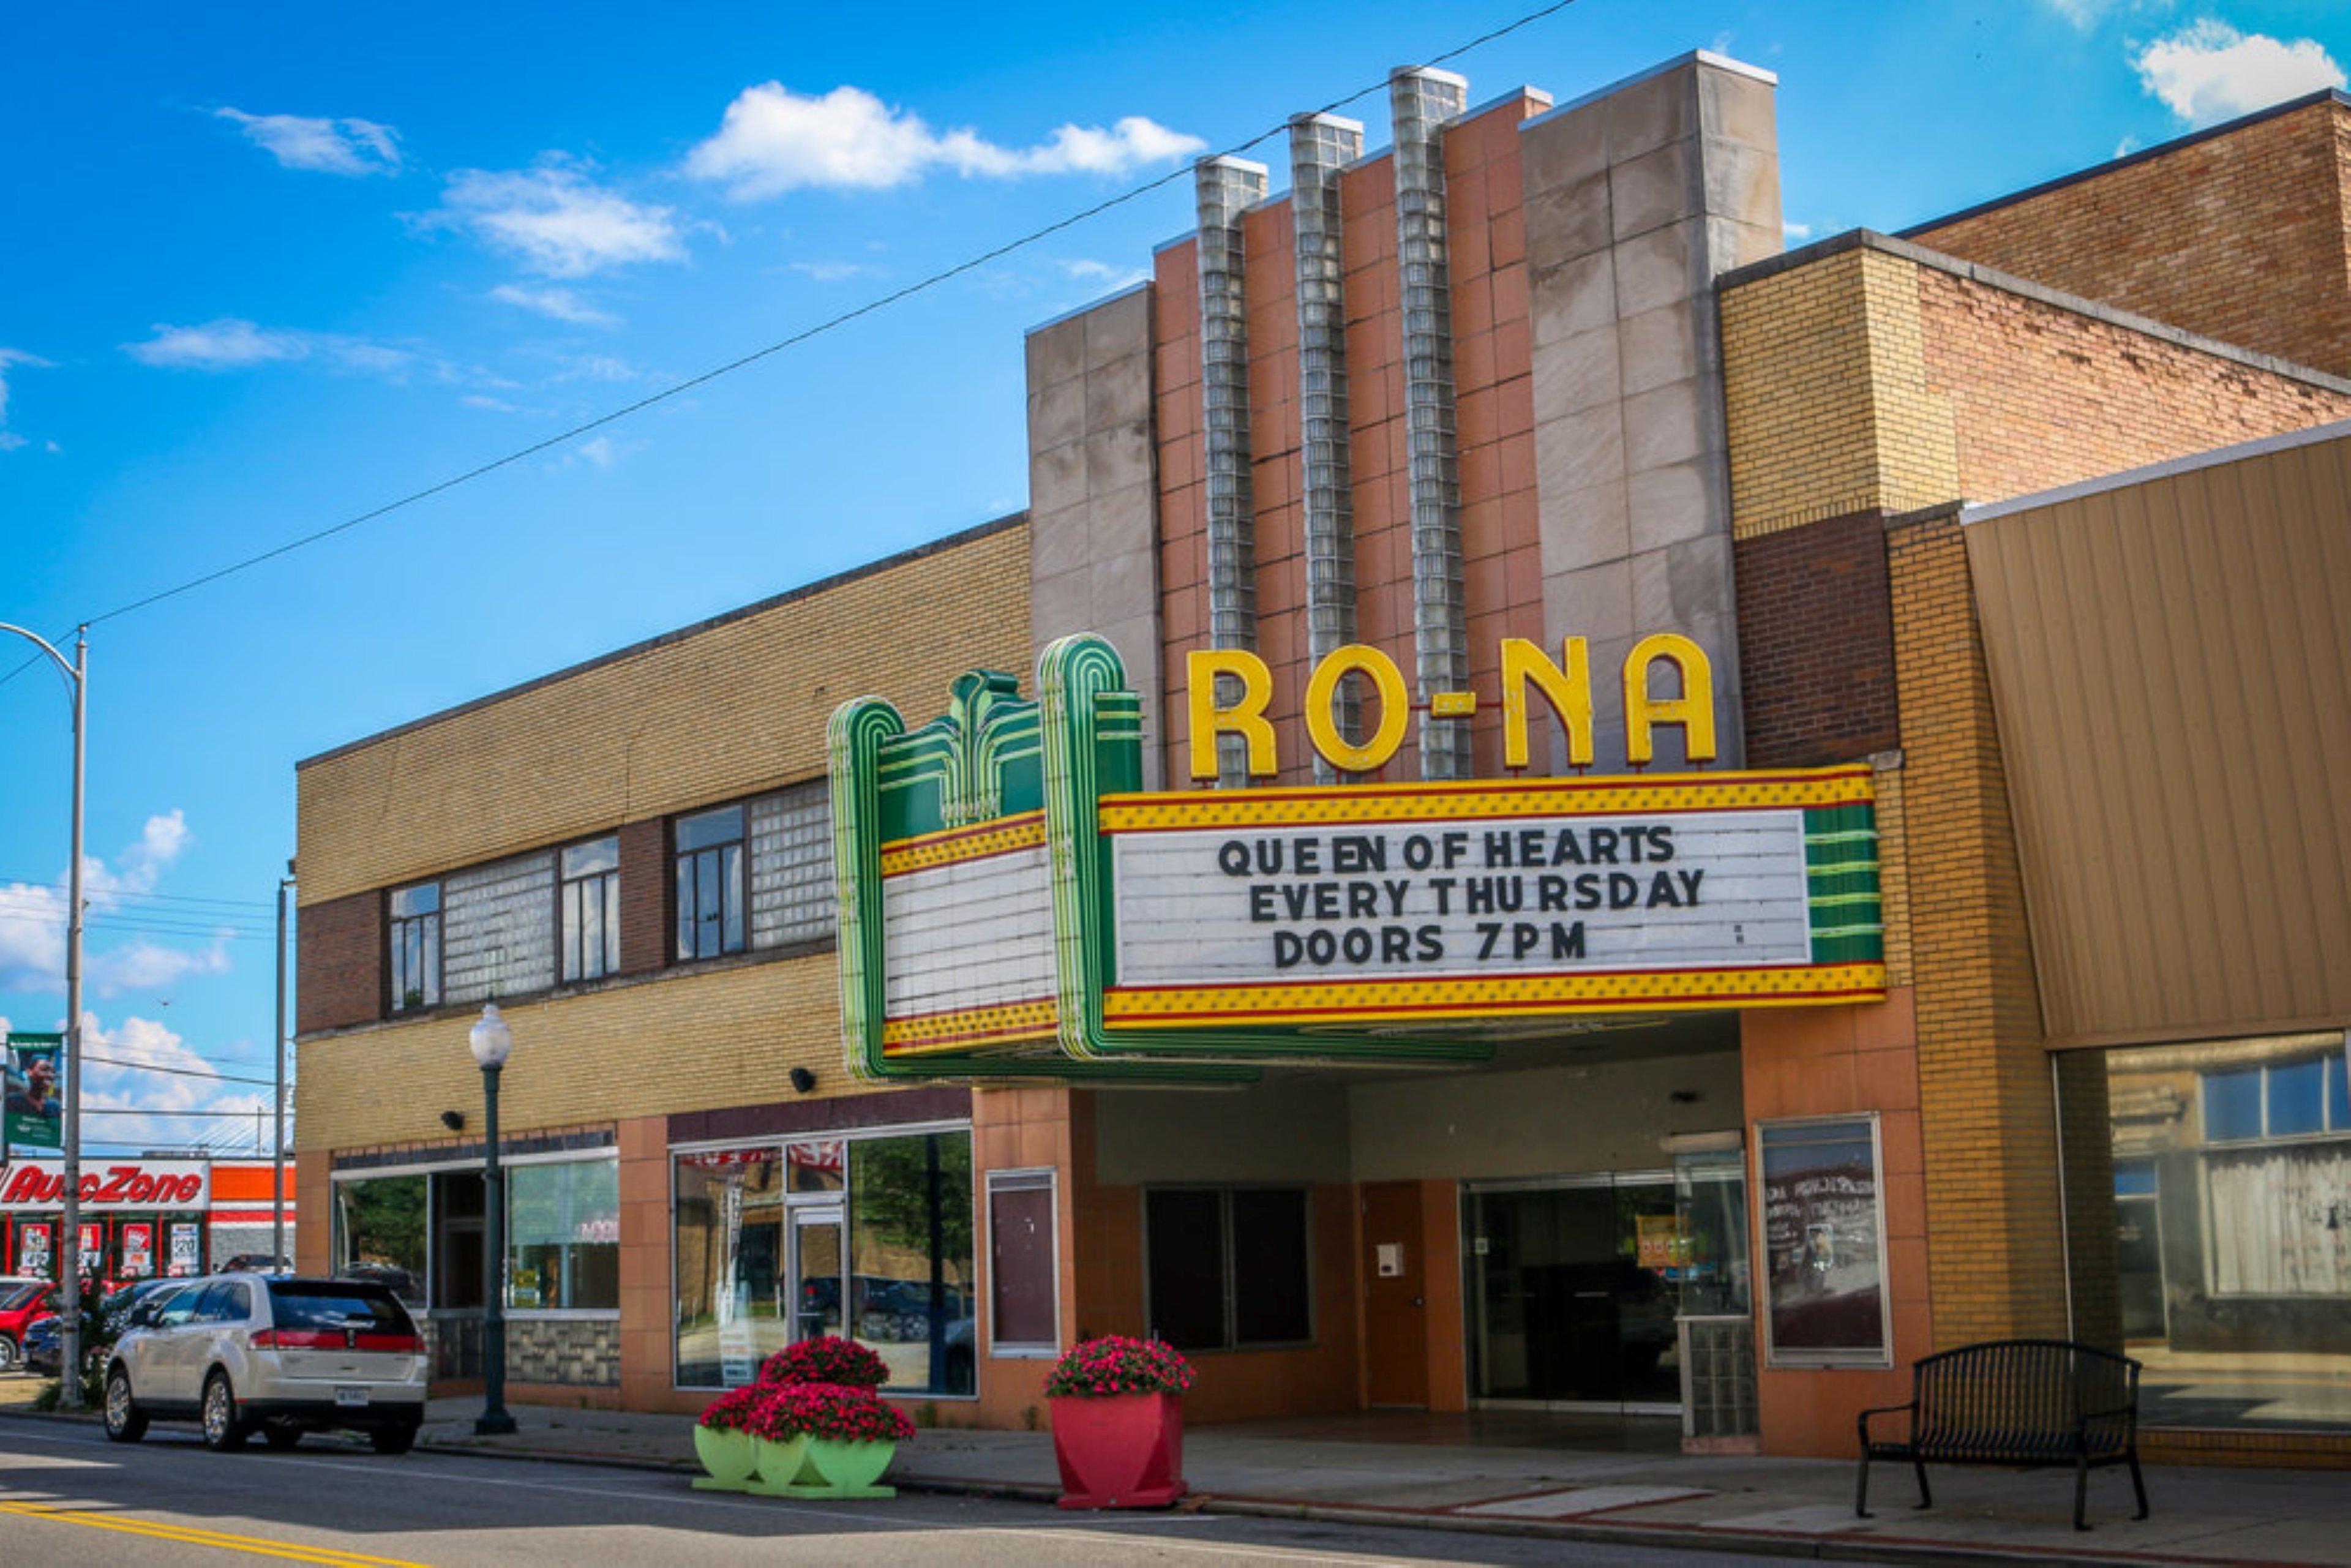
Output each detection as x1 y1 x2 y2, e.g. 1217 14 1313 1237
0 1419 1875 1568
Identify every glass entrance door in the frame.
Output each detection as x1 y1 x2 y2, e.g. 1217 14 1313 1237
1467 1175 1679 1411
790 1209 846 1342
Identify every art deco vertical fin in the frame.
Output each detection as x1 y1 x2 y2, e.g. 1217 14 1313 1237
1196 155 1270 787
1390 67 1472 779
1289 113 1365 785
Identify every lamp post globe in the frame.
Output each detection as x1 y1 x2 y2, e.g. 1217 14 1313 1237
470 1003 517 1436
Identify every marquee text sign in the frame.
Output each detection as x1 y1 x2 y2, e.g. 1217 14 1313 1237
1100 775 1882 1027
0 1158 210 1210
830 636 1884 1082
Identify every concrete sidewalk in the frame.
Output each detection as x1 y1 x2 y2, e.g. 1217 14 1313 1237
402 1396 2351 1567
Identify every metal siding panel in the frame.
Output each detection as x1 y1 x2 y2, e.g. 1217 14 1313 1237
1965 432 2351 1045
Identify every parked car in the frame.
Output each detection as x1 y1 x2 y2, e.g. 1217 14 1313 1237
20 1312 61 1378
103 1274 426 1454
0 1277 57 1372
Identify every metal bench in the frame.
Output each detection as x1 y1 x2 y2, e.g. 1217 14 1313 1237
1856 1339 2148 1531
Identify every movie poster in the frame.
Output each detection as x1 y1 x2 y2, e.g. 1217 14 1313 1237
1759 1117 1888 1365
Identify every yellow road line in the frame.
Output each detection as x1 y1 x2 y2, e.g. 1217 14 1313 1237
0 1499 432 1567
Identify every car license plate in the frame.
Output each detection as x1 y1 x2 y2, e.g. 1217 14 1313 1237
335 1386 370 1409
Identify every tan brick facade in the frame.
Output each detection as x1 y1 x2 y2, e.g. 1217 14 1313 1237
296 518 1029 906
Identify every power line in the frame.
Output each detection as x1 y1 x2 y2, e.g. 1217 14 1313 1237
0 880 276 913
0 0 1583 661
78 1053 280 1088
78 1106 276 1118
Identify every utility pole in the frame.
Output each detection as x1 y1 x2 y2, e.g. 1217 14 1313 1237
273 869 293 1267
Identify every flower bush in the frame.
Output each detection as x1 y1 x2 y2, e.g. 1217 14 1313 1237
1043 1336 1196 1399
759 1335 891 1390
695 1381 774 1433
757 1381 917 1445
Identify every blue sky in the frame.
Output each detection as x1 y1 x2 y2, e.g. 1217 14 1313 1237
2 0 2345 1151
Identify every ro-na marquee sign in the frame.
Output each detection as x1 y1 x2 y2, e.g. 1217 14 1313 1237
829 636 1884 1084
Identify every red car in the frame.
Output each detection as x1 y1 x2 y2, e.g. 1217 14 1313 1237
0 1277 58 1372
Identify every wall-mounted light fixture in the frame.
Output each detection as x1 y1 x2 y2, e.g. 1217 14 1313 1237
789 1067 817 1094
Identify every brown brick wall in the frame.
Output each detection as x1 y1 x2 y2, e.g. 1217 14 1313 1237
1916 263 2351 504
296 888 379 1033
1910 97 2351 377
1886 509 2065 1348
615 817 668 976
1733 509 1899 767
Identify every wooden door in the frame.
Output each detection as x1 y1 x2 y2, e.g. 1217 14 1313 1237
1361 1180 1429 1408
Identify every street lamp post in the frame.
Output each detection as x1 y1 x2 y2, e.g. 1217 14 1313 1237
1 621 88 1408
468 1003 516 1436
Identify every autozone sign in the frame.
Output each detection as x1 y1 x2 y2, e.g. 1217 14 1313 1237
0 1159 208 1210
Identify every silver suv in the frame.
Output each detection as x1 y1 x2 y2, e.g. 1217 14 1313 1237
103 1273 426 1454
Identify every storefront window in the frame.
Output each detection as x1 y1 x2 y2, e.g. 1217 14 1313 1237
673 1150 786 1387
2061 1034 2351 1433
334 1174 427 1307
508 1160 619 1311
848 1132 976 1396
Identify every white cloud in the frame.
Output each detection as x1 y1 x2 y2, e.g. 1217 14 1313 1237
0 347 51 452
1783 220 1814 241
0 812 232 999
684 83 1204 200
216 108 400 176
78 1013 276 1153
577 435 614 467
489 283 620 326
2132 21 2346 126
431 163 684 277
124 318 422 377
787 260 879 282
2045 0 2112 29
1059 258 1150 290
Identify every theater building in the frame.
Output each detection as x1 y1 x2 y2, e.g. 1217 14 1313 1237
293 50 2350 1463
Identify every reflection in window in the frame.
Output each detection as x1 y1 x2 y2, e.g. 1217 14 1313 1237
2060 1034 2351 1433
334 1174 428 1307
1145 1187 1313 1352
673 1151 786 1388
561 837 622 983
388 883 441 1013
508 1160 619 1310
849 1133 976 1396
675 806 746 961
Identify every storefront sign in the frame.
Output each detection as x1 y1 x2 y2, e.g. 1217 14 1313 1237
0 1158 209 1210
15 1220 51 1278
168 1221 201 1277
121 1221 154 1278
1188 636 1716 779
4 1033 65 1152
831 636 1883 1082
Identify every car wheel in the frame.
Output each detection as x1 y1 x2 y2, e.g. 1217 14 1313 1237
103 1366 147 1444
200 1371 248 1452
369 1422 418 1456
0 1335 18 1372
261 1421 303 1450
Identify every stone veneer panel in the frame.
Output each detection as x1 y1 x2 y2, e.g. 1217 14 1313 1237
1024 287 1166 786
1522 51 1781 770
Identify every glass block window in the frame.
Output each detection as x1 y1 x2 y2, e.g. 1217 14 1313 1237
749 782 835 949
443 850 557 1003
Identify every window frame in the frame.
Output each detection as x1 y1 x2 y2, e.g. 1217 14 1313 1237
387 880 443 1015
672 804 750 963
984 1168 1060 1358
1753 1112 1894 1370
2200 1054 2351 1145
557 833 624 985
1139 1184 1316 1354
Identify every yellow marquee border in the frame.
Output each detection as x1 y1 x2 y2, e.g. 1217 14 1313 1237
881 997 1060 1055
1101 962 1886 1028
879 811 1048 877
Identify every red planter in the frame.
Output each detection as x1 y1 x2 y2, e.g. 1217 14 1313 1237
1050 1392 1187 1509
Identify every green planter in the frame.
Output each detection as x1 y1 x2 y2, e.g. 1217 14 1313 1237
746 1433 814 1496
691 1425 758 1492
801 1437 898 1499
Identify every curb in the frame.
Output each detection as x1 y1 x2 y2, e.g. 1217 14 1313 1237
8 1409 2329 1568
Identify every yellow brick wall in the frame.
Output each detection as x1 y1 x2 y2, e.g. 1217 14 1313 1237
1886 512 2066 1346
295 521 1031 906
1720 247 1958 539
296 950 846 1153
